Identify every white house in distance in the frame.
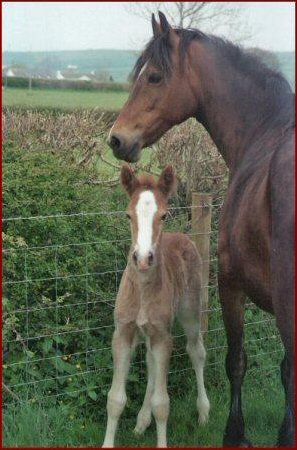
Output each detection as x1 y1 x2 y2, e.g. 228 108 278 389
55 70 64 80
2 65 114 83
55 69 93 81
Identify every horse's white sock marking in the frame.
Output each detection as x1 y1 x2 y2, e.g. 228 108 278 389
136 190 157 259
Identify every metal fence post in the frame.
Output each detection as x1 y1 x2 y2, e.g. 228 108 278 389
191 192 213 335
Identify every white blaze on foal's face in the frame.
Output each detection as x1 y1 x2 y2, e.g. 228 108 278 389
135 190 157 260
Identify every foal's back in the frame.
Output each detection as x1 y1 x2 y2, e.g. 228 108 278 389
161 232 202 291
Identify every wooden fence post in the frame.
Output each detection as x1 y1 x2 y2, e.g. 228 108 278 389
191 192 213 336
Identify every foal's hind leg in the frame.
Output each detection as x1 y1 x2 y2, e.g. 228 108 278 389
219 281 252 448
134 343 155 435
178 305 210 424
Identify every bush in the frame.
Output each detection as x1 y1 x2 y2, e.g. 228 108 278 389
3 143 131 416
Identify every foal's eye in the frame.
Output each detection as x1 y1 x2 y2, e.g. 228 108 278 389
161 213 167 221
126 213 131 220
148 73 162 84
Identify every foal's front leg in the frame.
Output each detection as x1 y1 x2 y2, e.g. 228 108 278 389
103 323 137 448
150 332 172 448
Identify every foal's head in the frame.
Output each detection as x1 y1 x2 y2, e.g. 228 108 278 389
109 12 199 162
121 165 176 273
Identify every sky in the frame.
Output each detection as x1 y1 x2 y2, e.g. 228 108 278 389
2 2 295 53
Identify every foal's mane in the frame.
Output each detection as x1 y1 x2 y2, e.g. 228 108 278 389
131 27 293 107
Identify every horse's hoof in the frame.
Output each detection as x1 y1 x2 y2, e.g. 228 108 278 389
223 436 253 448
277 436 296 448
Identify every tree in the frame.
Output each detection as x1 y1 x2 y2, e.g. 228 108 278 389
125 2 254 43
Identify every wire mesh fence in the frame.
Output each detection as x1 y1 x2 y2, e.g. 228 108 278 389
3 201 283 407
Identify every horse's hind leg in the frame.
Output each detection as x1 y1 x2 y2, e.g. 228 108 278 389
219 281 252 448
134 342 155 435
178 304 210 424
274 294 295 447
278 352 295 447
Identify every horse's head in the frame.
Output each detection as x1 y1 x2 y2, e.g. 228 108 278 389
108 12 199 162
121 164 176 272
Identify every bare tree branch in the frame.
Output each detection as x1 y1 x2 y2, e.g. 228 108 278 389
125 2 254 44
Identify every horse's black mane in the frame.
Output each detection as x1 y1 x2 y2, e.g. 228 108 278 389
131 27 293 99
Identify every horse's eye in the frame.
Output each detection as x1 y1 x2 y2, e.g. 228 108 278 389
148 73 162 84
161 213 167 221
126 213 131 220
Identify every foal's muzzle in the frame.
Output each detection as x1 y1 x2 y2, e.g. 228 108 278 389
132 250 155 272
108 133 141 163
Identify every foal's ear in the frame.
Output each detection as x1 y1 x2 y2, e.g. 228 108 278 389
158 166 177 198
121 165 139 197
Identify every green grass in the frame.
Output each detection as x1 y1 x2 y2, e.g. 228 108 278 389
3 87 129 111
4 370 283 448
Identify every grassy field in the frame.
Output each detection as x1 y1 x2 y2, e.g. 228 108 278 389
4 370 283 448
3 87 129 111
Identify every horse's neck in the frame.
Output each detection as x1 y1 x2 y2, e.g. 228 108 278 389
190 42 285 172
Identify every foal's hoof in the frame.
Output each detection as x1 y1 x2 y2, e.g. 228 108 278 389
223 436 253 448
134 413 152 435
198 398 210 425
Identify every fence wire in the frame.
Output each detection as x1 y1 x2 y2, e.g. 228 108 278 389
3 203 283 405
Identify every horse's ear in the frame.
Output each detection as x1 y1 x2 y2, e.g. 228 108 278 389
158 165 177 198
121 165 139 197
158 11 171 33
158 11 178 47
152 13 162 37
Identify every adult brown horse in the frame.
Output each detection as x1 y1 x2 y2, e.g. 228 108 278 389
108 12 295 448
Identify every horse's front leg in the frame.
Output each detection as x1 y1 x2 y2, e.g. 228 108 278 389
150 331 172 448
102 323 138 448
219 277 252 448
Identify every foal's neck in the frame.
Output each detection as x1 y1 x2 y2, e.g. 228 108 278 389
129 249 164 293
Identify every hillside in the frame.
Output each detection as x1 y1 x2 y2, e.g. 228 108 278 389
3 49 138 83
3 48 295 88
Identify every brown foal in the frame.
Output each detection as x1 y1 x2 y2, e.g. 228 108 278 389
102 166 209 448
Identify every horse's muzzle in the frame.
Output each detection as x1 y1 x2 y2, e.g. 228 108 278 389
108 133 141 162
